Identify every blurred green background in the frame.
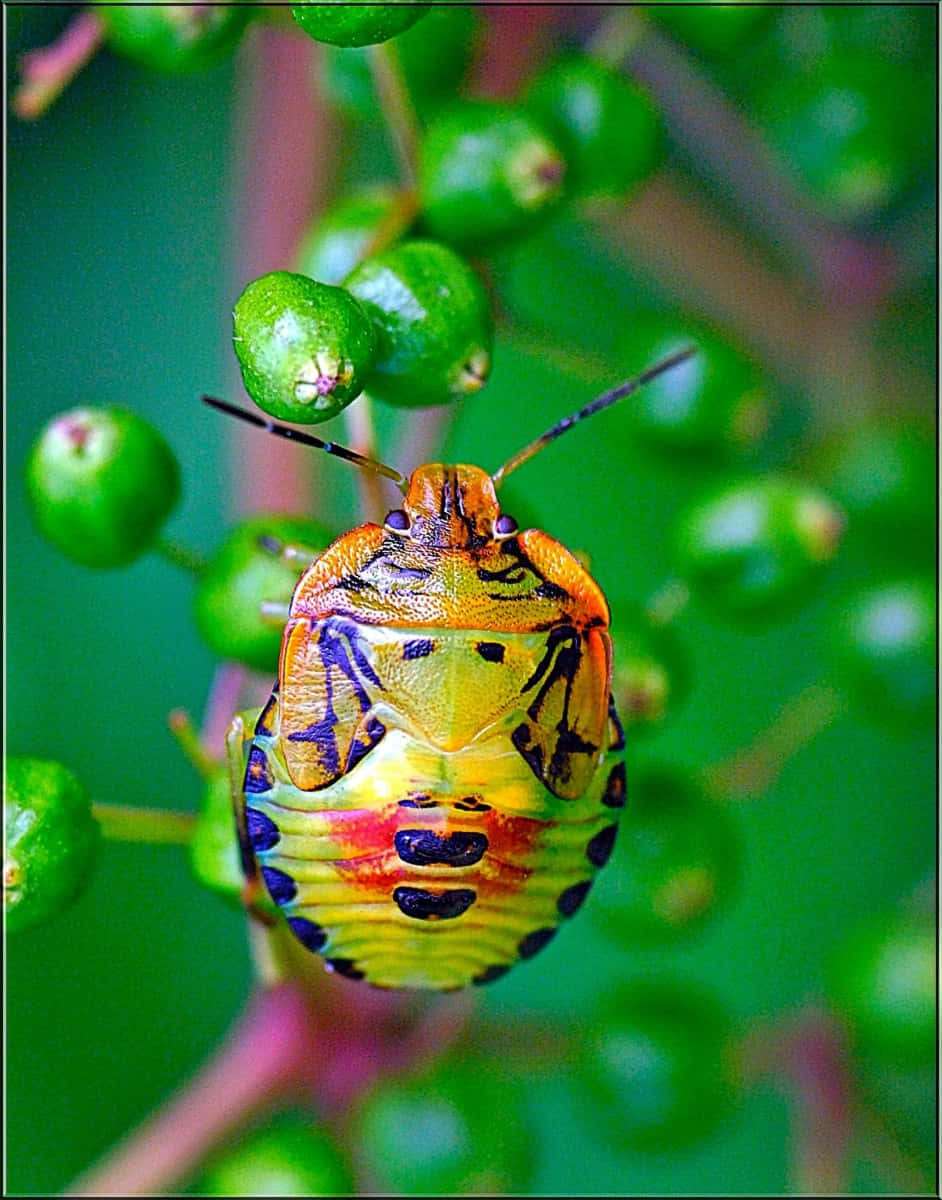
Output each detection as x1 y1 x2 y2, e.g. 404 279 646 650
7 4 936 1195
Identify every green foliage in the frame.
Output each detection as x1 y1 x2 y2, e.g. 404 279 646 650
194 514 333 673
418 102 567 247
4 757 100 933
26 406 180 567
344 238 493 406
290 1 429 49
232 272 377 423
610 612 690 732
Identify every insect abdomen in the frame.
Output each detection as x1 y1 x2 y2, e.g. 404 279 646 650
244 718 622 991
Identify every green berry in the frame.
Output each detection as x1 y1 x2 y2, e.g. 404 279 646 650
418 102 567 248
816 420 934 558
320 5 479 121
355 1056 533 1193
832 579 935 730
592 766 738 944
26 407 180 568
100 4 252 74
524 54 662 197
4 757 100 933
828 910 935 1067
580 979 734 1150
344 239 492 407
199 1114 354 1196
611 612 689 732
753 52 928 221
295 186 410 286
291 1 428 48
676 476 844 619
647 1 772 56
619 317 769 454
232 271 376 424
195 514 333 673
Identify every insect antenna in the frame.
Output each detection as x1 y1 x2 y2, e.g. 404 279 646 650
202 396 408 491
490 345 698 489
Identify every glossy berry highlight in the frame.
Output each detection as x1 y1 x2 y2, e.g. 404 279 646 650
4 757 100 933
291 2 429 48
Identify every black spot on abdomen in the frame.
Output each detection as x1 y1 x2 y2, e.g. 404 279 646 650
260 865 297 906
393 886 477 920
602 761 626 808
586 823 618 867
287 915 327 953
246 807 280 852
395 829 488 867
518 926 556 959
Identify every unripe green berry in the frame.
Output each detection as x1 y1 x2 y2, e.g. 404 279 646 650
232 272 376 423
291 1 428 48
815 420 934 558
592 766 738 944
832 579 935 730
344 239 493 407
647 1 771 56
320 5 479 121
611 612 689 732
525 54 663 197
100 4 252 74
295 186 410 286
195 514 333 673
4 757 100 933
828 910 935 1067
355 1056 533 1193
198 1115 354 1196
620 318 769 454
676 476 844 619
579 979 734 1150
26 407 180 568
753 53 927 221
418 102 567 248
188 767 253 909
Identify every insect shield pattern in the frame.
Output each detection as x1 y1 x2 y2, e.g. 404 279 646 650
229 463 627 990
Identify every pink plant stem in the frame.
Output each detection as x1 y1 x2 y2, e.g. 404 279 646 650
14 9 104 120
620 19 897 306
67 983 316 1196
201 661 248 760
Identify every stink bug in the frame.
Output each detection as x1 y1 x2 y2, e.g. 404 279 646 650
206 348 694 991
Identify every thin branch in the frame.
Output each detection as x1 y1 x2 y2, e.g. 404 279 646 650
367 40 421 186
13 9 104 120
91 804 196 846
67 983 315 1196
703 683 843 800
201 662 249 760
168 708 218 779
154 536 206 576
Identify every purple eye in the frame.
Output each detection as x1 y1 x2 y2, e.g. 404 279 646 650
385 509 410 531
495 513 518 536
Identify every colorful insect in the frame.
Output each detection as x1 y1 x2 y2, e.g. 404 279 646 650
206 348 694 991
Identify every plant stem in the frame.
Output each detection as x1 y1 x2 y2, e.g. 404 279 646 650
702 683 843 800
154 536 206 576
367 41 421 186
740 1008 854 1195
67 983 315 1196
91 804 196 845
168 709 218 779
201 661 250 761
13 9 104 120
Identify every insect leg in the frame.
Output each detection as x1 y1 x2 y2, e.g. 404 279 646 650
256 532 319 569
225 713 275 926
